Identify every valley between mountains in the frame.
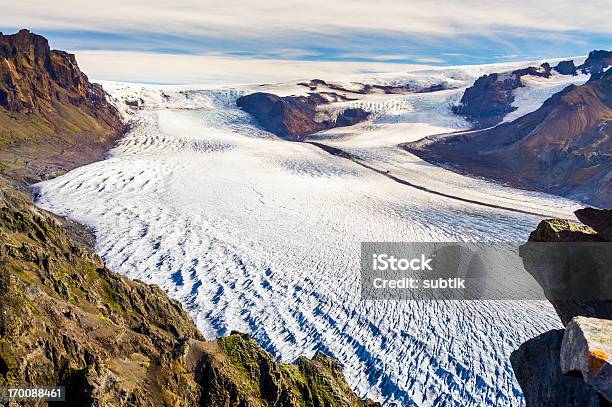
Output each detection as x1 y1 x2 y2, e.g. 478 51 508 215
2 28 610 407
33 61 598 405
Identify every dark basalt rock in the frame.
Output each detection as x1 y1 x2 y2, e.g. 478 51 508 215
555 60 578 76
520 213 612 326
575 208 612 241
512 62 552 78
579 50 612 75
237 92 369 140
335 108 370 127
510 330 601 407
452 63 554 128
451 71 523 128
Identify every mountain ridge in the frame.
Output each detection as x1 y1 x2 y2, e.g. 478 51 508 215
405 67 612 207
0 29 123 184
0 29 375 406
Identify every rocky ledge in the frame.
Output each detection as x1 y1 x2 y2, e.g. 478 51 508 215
511 208 612 406
0 177 378 406
236 92 369 140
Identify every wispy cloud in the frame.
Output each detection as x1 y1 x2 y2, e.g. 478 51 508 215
74 50 430 85
1 0 610 82
5 0 611 37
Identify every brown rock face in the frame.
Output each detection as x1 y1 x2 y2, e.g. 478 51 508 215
0 29 123 184
407 68 612 207
555 60 578 76
511 211 612 407
236 92 368 140
452 63 552 128
0 177 376 406
561 316 612 402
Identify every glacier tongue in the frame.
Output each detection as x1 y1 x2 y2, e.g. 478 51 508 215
35 72 581 406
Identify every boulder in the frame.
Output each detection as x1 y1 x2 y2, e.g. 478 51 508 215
561 316 612 402
520 216 612 326
575 208 612 241
527 218 598 243
510 330 601 407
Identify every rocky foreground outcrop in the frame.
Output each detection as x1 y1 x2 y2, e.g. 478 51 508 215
0 29 375 406
406 67 612 207
511 208 612 406
0 177 377 406
521 211 612 326
236 92 368 140
561 317 612 401
0 29 123 184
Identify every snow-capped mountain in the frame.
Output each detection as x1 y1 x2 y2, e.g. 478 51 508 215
34 61 589 406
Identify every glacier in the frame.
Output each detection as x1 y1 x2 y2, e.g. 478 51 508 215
34 63 588 406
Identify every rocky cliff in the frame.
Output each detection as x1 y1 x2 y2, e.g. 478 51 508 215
580 50 612 76
236 92 368 140
0 30 375 406
451 63 552 127
511 209 612 406
0 29 123 184
0 177 377 406
406 68 612 207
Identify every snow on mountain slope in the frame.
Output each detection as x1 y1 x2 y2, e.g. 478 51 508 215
503 71 589 122
34 64 584 406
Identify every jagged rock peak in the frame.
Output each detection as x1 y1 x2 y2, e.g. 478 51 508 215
0 30 123 183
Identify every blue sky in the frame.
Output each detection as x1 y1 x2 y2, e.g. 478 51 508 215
4 26 610 66
2 0 610 83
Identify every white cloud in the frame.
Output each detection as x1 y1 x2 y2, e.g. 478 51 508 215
5 0 612 39
74 50 429 85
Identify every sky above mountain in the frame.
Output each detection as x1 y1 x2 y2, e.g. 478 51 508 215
2 0 610 83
